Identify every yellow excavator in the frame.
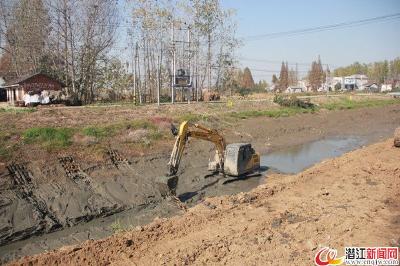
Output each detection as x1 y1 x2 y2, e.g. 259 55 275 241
167 121 260 177
156 121 260 195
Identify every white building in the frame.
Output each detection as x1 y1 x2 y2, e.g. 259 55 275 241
285 86 304 93
381 84 392 92
344 74 368 90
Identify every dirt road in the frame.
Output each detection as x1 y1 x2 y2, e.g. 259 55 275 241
9 138 400 265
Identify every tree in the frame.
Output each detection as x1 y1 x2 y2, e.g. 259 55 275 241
278 61 288 91
288 68 298 86
271 74 278 85
0 0 238 104
333 62 368 77
333 58 400 85
389 57 400 79
1 0 50 77
308 56 324 91
241 67 254 89
48 0 119 104
254 79 269 90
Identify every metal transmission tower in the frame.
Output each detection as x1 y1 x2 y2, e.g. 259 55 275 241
169 20 195 104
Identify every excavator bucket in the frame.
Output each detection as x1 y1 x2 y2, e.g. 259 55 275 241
154 175 179 197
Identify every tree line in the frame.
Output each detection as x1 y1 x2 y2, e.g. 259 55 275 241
333 58 400 84
0 0 238 104
271 61 300 92
271 56 330 92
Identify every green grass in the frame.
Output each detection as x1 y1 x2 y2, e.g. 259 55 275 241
129 119 157 130
82 119 157 139
321 98 399 110
179 113 210 123
229 107 315 119
0 146 9 158
0 107 36 113
82 126 115 138
110 219 125 234
23 127 75 148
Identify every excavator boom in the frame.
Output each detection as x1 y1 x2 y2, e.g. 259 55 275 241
167 121 226 176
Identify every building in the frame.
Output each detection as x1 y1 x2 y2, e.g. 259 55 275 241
364 82 379 92
344 74 368 90
285 86 304 93
381 84 392 92
0 77 6 102
297 80 311 92
332 77 345 90
0 73 64 106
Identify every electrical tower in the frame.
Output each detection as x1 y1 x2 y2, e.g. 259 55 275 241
170 20 194 104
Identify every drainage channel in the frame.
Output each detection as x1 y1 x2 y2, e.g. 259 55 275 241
261 136 366 174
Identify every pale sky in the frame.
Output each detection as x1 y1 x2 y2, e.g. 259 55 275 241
222 0 400 81
116 0 400 82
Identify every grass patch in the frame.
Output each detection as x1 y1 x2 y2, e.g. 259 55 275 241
110 219 125 234
322 98 399 110
82 120 156 139
23 127 74 148
82 126 115 138
179 113 210 123
0 146 9 158
0 107 36 113
229 107 314 120
129 119 157 130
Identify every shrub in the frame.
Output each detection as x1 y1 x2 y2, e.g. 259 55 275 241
273 95 315 109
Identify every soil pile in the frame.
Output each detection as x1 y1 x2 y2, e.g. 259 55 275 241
394 127 400 147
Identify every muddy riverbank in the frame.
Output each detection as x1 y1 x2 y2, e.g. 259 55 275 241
0 104 399 263
8 138 400 266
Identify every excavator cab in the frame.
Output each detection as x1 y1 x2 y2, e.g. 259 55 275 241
224 143 260 176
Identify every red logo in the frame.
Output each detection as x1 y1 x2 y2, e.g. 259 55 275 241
315 247 344 266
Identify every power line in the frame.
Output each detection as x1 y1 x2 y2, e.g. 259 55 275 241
242 13 400 41
248 68 308 73
238 57 337 67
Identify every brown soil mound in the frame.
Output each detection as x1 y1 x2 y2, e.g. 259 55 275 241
9 139 400 266
394 127 400 147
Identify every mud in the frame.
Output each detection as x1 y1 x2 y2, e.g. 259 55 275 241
0 152 177 261
0 104 399 263
8 138 400 266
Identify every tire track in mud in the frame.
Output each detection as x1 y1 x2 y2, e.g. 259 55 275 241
0 150 173 248
1 163 62 245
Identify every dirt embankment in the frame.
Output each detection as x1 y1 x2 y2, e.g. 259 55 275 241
9 138 400 265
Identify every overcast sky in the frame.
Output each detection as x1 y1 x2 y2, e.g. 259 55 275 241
222 0 400 81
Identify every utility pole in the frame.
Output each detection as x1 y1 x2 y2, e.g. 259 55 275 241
170 20 193 104
187 26 191 104
171 21 175 104
157 47 163 106
133 42 137 104
137 44 142 104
